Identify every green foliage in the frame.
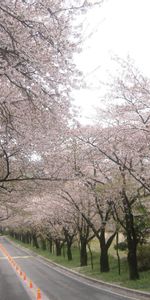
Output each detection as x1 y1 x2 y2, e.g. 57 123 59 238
134 215 149 244
137 244 150 272
134 202 150 244
114 241 127 251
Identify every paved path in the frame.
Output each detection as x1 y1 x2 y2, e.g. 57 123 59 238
0 236 149 300
0 241 31 300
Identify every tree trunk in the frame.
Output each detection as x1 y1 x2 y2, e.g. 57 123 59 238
22 233 26 243
32 234 39 249
123 191 139 280
100 246 109 272
29 233 32 244
80 238 88 266
46 235 53 253
63 228 74 261
26 232 31 244
55 240 62 256
99 229 109 272
67 243 72 261
116 231 121 275
25 232 29 244
88 243 94 270
48 239 53 253
127 242 139 280
41 237 46 250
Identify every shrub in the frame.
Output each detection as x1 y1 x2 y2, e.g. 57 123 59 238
114 241 127 251
137 244 150 271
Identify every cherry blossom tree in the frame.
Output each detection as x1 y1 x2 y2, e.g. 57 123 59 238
58 135 118 271
97 59 150 192
73 59 150 279
0 0 105 202
60 182 95 266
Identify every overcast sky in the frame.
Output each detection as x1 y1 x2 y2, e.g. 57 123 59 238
73 0 150 123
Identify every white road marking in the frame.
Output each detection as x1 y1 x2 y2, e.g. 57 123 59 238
0 256 33 260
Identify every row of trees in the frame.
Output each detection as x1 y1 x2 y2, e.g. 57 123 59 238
4 63 150 278
0 1 149 282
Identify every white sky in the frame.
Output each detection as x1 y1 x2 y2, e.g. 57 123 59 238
73 0 150 123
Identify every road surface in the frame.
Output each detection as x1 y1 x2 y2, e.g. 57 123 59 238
0 239 31 300
0 236 149 300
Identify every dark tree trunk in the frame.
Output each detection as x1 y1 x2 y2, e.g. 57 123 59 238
119 173 140 280
14 233 18 240
40 237 46 250
52 242 55 254
62 244 66 258
48 239 53 253
80 238 88 266
22 234 26 243
116 232 121 275
32 234 39 249
122 190 139 280
126 215 139 280
67 243 72 261
127 239 139 280
100 246 109 272
55 240 62 256
99 229 109 272
26 232 31 244
25 233 29 244
46 234 53 253
29 233 32 244
63 227 74 261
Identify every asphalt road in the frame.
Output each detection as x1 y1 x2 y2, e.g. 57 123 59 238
0 236 148 300
0 241 31 300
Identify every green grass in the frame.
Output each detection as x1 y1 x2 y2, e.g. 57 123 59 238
7 236 150 292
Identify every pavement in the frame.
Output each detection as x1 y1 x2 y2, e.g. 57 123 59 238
0 243 31 300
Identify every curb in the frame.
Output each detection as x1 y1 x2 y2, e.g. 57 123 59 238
5 237 150 300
